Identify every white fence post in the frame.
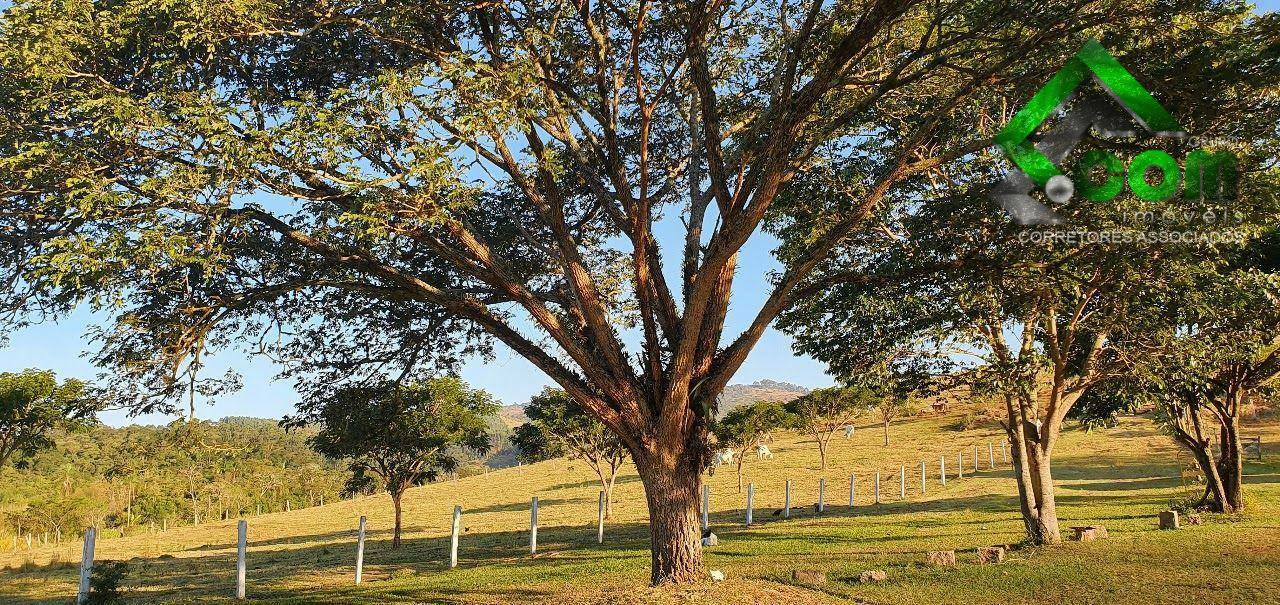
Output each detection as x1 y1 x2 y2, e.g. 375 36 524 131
940 455 946 486
989 443 995 469
920 460 927 494
355 516 366 584
596 491 606 544
973 446 980 473
236 520 247 600
745 483 754 526
958 451 964 479
76 527 96 605
450 505 462 568
530 497 538 555
817 478 825 513
874 471 881 504
784 480 791 519
900 465 906 500
701 485 710 531
849 474 856 509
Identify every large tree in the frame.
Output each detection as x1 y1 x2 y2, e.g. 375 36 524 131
0 369 97 468
0 0 1232 582
286 377 496 548
511 387 629 518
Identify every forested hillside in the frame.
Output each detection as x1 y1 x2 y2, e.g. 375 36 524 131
0 416 518 546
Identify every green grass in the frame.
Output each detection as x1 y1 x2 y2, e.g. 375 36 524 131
2 407 1278 605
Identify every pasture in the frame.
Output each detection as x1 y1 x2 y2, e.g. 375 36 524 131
2 405 1278 604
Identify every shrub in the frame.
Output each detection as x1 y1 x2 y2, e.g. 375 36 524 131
87 560 129 605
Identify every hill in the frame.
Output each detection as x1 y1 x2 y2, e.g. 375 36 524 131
497 404 530 428
716 379 812 417
4 405 1276 604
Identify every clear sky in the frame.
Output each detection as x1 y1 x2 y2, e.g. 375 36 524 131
3 1 1277 425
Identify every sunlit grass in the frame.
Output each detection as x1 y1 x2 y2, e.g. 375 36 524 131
1 405 1277 604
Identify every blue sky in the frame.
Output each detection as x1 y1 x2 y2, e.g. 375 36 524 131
3 1 1277 425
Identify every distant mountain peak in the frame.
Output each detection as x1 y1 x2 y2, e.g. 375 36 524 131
717 379 811 418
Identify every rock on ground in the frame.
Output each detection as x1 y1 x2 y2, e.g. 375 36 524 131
976 546 1005 564
791 569 827 585
926 550 957 567
858 570 888 583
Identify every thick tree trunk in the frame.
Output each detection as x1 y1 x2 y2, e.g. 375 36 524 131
634 453 704 585
1218 414 1244 512
391 491 404 549
1024 445 1061 544
1006 395 1061 545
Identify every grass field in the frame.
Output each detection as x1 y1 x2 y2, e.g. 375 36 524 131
2 405 1278 605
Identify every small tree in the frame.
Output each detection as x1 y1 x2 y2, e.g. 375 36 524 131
1125 253 1280 513
711 401 789 492
785 388 868 470
0 369 96 468
873 397 914 447
288 378 496 548
510 388 629 519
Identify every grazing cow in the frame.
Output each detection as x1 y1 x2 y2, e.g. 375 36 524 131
755 444 774 460
709 448 736 474
843 425 856 439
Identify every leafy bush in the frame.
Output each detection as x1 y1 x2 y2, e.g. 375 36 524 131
87 560 129 605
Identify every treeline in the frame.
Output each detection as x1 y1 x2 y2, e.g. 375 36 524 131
0 416 516 545
0 418 344 543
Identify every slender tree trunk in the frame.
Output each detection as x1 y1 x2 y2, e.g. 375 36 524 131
882 418 890 446
816 434 828 470
736 455 744 493
634 450 704 585
391 491 404 549
1005 396 1040 540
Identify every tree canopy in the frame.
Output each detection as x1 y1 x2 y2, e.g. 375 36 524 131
511 387 628 517
0 369 97 468
287 377 496 547
3 0 1273 583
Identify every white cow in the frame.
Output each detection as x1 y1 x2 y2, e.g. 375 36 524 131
843 425 856 439
755 444 774 460
708 448 736 475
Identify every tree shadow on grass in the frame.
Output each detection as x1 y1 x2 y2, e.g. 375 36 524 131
0 520 661 605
